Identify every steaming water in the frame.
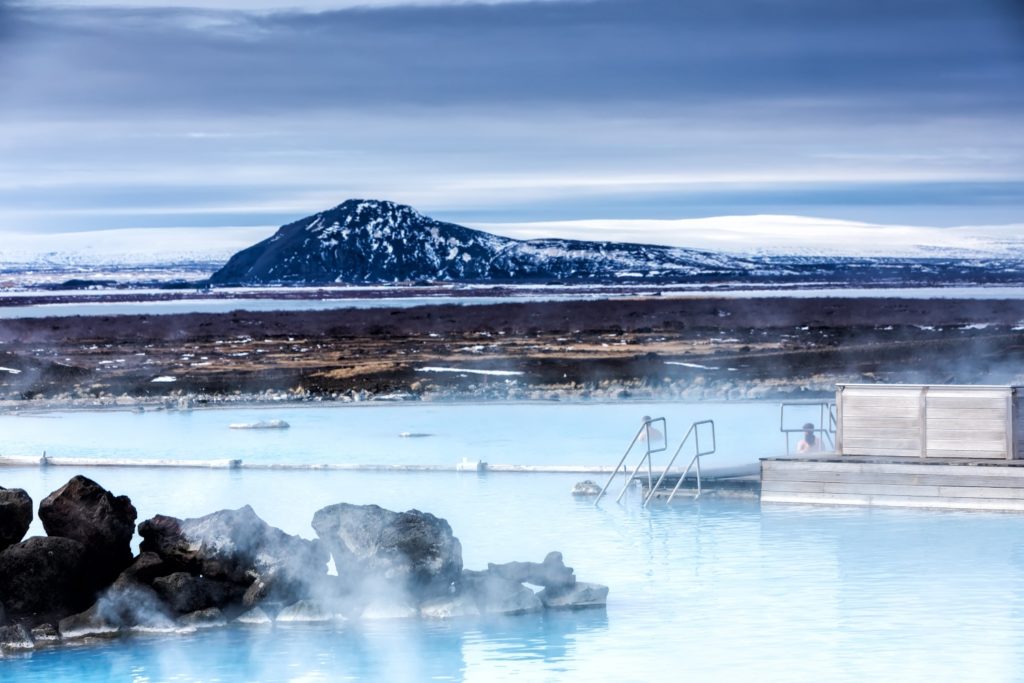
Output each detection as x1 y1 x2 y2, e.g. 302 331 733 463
3 402 1023 681
2 466 1024 681
2 285 1023 318
0 401 829 468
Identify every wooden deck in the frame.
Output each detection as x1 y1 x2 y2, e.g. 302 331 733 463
761 456 1024 512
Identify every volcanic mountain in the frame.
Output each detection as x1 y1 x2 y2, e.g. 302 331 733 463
208 199 755 286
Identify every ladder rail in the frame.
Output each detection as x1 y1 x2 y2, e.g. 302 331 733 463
594 417 667 506
643 419 716 506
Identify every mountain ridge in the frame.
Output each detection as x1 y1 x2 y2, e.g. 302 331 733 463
209 199 761 286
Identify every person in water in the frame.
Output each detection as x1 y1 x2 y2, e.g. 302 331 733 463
639 415 663 450
797 422 820 453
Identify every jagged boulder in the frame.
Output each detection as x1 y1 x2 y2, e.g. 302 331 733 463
120 552 171 585
0 487 33 552
537 582 609 609
59 576 176 639
459 569 542 615
571 480 602 496
39 476 137 586
0 624 33 651
177 607 227 629
138 505 327 601
235 606 272 625
58 604 119 640
29 623 59 644
151 572 245 615
0 536 91 622
487 551 576 590
311 503 462 600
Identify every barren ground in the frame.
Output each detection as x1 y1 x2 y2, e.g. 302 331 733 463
1 296 1023 406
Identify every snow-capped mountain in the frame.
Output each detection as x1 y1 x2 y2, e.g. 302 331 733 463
209 199 763 285
209 199 1024 287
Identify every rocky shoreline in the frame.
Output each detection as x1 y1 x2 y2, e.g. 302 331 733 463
0 477 607 655
0 375 836 416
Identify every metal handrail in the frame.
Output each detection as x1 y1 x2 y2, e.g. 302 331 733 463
643 420 716 506
780 401 837 454
594 417 667 506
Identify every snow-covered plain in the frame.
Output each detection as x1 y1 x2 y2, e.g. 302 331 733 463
2 216 1022 271
476 215 1024 258
2 213 1022 289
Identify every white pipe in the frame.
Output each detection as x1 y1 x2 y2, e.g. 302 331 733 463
0 455 759 477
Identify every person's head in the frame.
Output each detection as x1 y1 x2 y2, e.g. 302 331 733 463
642 415 652 424
803 422 816 444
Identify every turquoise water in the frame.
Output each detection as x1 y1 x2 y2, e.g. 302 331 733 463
2 467 1024 681
3 402 1024 681
0 401 833 468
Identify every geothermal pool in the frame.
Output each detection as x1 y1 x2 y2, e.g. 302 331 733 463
0 401 817 468
3 402 1024 681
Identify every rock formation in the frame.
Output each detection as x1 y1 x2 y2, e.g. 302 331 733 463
487 551 576 589
0 478 607 655
311 503 463 600
39 475 137 587
138 505 328 608
0 536 92 623
0 486 32 552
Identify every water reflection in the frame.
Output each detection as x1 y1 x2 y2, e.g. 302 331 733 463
1 611 611 683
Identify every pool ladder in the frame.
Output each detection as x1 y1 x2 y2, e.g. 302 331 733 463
594 417 716 506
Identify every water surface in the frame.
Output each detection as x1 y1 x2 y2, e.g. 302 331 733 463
1 466 1023 682
0 401 826 468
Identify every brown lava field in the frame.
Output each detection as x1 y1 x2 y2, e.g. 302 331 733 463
1 296 1023 405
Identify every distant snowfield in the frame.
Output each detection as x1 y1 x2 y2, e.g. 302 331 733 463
475 216 1024 258
0 226 277 266
0 216 1022 268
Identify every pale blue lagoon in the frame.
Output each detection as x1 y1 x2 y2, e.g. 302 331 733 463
2 402 1024 681
0 401 797 467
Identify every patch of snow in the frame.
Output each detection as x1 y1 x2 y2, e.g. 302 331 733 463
150 376 177 383
0 366 21 374
666 361 720 370
960 323 991 330
417 367 524 377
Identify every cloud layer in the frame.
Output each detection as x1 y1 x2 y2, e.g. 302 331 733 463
0 0 1021 235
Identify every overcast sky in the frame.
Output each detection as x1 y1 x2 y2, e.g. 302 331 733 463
0 0 1022 238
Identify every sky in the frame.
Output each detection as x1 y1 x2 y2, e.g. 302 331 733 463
0 0 1022 245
